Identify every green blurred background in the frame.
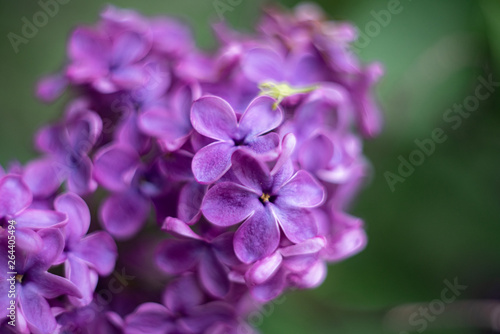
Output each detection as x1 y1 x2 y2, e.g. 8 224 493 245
1 0 499 333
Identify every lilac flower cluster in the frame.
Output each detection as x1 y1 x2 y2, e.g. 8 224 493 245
2 3 382 333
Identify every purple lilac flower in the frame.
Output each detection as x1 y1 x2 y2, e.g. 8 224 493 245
202 149 325 263
191 95 283 183
0 229 81 334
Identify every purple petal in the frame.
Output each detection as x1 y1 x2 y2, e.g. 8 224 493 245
139 107 191 151
242 48 284 83
111 65 146 89
16 228 43 253
111 31 149 66
32 271 83 299
245 251 282 285
298 133 334 172
19 283 57 334
23 158 62 198
324 228 367 262
69 27 108 63
192 141 235 184
93 145 140 192
15 209 67 230
35 74 67 103
54 192 90 243
164 274 204 313
190 96 237 141
99 192 149 239
74 231 118 275
125 303 174 334
31 228 65 269
230 150 272 193
239 96 283 138
162 217 203 240
234 207 280 264
290 260 327 289
155 239 201 275
202 182 259 227
245 132 280 158
250 268 286 302
67 155 97 195
198 252 230 298
212 232 240 267
276 170 325 208
270 133 296 176
271 205 317 243
0 175 32 217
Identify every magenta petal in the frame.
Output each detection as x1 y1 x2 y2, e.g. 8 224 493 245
272 205 317 243
112 31 149 65
93 145 140 192
69 27 108 63
325 228 367 262
125 303 174 334
212 232 240 267
54 193 90 242
155 239 201 275
234 208 280 264
0 175 32 217
245 133 280 159
246 251 282 286
19 283 57 334
75 231 118 275
15 209 67 230
202 182 259 227
23 158 61 198
230 150 271 193
239 96 283 138
198 252 230 298
242 48 284 83
190 96 237 141
276 170 325 208
99 192 149 239
192 141 235 184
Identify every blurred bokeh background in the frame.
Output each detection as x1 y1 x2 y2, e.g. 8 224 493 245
1 0 499 333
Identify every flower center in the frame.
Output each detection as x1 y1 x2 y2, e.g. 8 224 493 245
260 193 271 203
15 274 23 283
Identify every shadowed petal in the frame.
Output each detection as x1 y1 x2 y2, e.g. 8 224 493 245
192 141 235 184
155 239 201 275
66 255 97 306
125 303 174 334
234 207 280 264
199 252 230 298
163 274 204 313
99 192 149 240
33 271 82 299
202 182 259 227
93 145 140 192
